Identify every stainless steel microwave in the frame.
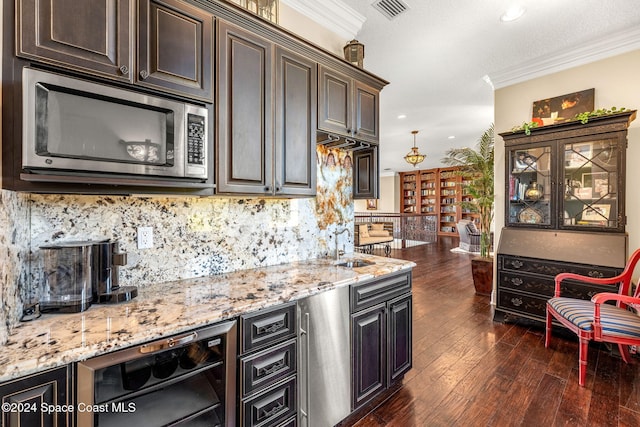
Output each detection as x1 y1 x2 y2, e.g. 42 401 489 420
22 68 210 184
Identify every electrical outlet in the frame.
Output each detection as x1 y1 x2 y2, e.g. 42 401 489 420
137 226 154 249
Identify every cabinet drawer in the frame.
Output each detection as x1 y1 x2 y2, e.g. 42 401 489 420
241 303 297 354
497 289 547 320
240 339 296 398
351 271 412 312
241 377 297 427
499 271 617 300
499 255 620 278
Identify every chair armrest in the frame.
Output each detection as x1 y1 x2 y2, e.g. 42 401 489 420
554 272 624 297
590 292 640 339
591 292 639 306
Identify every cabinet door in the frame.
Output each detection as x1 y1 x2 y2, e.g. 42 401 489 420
318 66 352 136
137 0 213 101
560 135 624 232
0 366 69 427
217 20 273 194
274 46 317 196
354 81 379 143
388 294 412 383
353 147 379 199
17 0 132 81
351 304 386 410
506 144 553 228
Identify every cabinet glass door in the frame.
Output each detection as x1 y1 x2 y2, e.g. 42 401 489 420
507 145 552 227
562 138 620 230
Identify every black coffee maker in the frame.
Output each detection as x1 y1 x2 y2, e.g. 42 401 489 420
92 240 137 303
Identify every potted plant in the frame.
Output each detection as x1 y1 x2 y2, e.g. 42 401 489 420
442 124 495 295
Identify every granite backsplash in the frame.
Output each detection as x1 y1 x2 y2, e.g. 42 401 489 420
0 146 355 343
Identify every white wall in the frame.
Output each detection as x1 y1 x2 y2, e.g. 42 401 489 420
495 50 640 255
353 174 399 213
278 3 345 56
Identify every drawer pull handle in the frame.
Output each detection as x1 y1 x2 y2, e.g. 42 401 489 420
256 358 286 377
511 260 523 269
511 298 523 307
257 319 285 335
260 401 284 419
588 270 604 278
511 278 523 286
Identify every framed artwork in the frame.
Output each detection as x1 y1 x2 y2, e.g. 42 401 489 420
582 172 609 198
366 199 378 210
532 88 594 126
582 204 610 221
566 143 593 168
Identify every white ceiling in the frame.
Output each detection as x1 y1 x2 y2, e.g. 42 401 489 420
296 0 640 175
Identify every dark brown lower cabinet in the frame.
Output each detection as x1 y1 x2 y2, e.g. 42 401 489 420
352 304 386 408
0 366 69 427
351 272 412 410
239 303 297 427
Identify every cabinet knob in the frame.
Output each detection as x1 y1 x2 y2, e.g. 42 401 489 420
119 65 129 75
139 70 149 80
511 277 523 286
511 298 523 307
511 260 523 269
264 186 271 192
346 128 351 135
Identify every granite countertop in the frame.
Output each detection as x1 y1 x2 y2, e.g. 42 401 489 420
0 253 415 383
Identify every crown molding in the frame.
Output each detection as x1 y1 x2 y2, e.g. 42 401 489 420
280 0 366 40
489 27 640 89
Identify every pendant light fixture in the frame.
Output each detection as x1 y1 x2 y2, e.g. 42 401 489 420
404 130 425 167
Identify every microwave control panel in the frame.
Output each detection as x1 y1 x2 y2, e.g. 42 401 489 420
187 114 206 166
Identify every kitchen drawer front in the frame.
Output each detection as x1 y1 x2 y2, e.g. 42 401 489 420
351 271 412 312
499 271 616 300
497 289 547 320
241 377 297 427
241 339 297 398
275 416 296 427
499 255 620 279
241 303 297 354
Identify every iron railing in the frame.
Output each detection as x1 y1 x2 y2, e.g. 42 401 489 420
355 212 438 249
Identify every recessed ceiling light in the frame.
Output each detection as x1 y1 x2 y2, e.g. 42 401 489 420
500 6 525 22
397 114 407 119
448 136 455 139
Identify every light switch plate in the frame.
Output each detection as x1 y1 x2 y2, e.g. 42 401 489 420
137 226 154 249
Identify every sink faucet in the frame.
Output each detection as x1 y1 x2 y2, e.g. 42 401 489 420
334 227 351 260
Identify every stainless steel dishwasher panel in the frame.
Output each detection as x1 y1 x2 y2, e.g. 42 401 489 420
298 286 351 427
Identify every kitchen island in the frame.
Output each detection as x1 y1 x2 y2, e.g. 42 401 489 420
0 253 414 382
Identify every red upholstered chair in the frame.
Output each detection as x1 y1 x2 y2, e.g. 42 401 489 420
545 248 640 386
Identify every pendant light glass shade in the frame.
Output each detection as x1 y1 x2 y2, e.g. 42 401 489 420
404 130 426 167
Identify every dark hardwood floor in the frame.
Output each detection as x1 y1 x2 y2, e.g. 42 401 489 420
352 237 640 427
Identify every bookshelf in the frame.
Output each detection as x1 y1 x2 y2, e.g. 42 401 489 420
398 167 475 236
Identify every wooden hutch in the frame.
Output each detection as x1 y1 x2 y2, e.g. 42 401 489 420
495 111 636 324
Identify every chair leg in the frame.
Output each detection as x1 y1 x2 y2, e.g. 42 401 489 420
579 337 589 387
545 307 552 348
619 344 632 364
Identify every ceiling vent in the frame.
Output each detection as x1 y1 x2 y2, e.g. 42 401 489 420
372 0 409 20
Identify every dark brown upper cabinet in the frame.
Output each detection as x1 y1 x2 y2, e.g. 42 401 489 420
274 46 317 197
353 147 379 199
216 20 317 197
17 0 214 101
17 0 132 81
137 0 213 101
318 65 380 143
